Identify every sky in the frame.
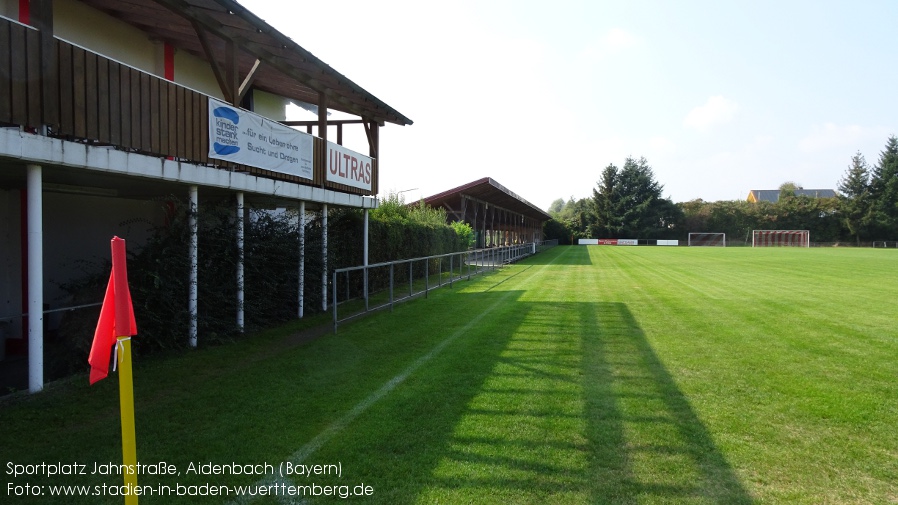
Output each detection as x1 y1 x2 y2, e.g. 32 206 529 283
241 0 897 211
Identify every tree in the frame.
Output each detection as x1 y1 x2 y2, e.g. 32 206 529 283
869 135 898 238
590 156 679 238
450 221 475 249
548 198 565 215
544 196 595 242
838 151 872 244
779 181 802 200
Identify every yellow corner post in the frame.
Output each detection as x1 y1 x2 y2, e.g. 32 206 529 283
117 336 139 504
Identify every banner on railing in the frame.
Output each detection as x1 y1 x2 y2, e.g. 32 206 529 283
208 98 314 180
327 141 373 191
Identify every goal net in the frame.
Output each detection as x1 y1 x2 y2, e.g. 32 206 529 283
688 233 726 247
873 241 898 248
752 230 810 247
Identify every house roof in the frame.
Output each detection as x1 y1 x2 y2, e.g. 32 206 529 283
76 0 413 126
747 189 837 203
423 178 552 222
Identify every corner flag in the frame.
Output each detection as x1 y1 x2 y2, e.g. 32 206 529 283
88 237 137 384
87 236 140 504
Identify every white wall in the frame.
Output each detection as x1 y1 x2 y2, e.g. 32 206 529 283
253 90 289 121
0 189 22 339
41 193 164 324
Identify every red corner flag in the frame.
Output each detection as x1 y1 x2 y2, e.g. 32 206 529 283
88 237 137 384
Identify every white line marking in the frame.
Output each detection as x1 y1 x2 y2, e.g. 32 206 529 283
226 248 564 504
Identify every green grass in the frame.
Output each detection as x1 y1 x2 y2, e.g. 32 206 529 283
2 246 897 504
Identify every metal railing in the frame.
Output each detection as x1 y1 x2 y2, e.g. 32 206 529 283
0 302 104 360
332 240 557 332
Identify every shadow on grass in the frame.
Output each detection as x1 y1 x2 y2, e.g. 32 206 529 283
308 296 752 504
0 287 751 504
301 289 531 504
583 302 753 504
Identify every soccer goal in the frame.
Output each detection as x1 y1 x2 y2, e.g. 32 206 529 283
873 241 898 248
752 230 810 247
688 233 726 247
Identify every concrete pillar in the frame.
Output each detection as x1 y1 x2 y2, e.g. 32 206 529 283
26 164 43 393
363 208 369 302
321 204 328 312
298 201 305 318
236 192 245 332
188 185 198 348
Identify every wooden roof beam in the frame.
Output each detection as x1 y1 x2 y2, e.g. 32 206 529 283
237 58 262 104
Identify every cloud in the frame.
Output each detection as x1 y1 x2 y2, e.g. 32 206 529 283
797 122 886 153
683 96 739 131
578 28 639 63
649 136 677 152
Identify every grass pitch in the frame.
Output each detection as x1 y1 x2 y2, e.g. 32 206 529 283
2 246 897 504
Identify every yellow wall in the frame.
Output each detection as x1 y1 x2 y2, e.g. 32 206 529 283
54 0 157 75
50 0 287 119
0 0 17 20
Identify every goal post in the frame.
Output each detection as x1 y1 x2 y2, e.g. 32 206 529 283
752 230 810 247
688 233 726 247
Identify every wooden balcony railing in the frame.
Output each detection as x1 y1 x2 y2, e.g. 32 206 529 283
0 16 377 197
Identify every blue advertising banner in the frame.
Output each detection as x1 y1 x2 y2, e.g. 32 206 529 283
208 98 314 180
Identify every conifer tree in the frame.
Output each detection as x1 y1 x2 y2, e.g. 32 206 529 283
838 152 871 244
869 135 898 237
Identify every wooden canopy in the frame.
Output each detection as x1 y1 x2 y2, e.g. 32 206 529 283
77 0 413 126
424 177 551 223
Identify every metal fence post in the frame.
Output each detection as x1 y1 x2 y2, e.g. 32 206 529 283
364 266 369 311
332 271 338 333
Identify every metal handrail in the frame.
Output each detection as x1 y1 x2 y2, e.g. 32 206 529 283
0 302 103 321
332 240 557 332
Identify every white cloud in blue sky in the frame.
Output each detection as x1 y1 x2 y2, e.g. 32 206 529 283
242 0 898 209
683 96 740 132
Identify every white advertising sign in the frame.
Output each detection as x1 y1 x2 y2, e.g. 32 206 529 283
327 141 373 191
208 98 313 180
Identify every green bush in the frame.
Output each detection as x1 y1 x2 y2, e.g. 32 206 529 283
52 195 468 377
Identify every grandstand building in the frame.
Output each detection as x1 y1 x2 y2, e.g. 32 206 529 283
423 178 551 248
0 0 411 391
